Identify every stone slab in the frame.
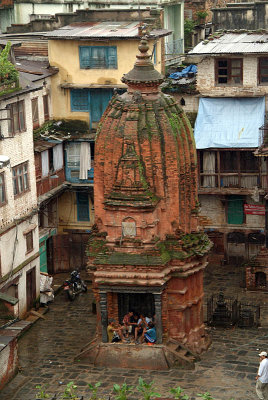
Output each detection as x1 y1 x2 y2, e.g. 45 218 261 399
90 343 169 370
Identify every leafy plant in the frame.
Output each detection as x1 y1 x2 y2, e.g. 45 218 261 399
60 381 78 399
184 19 196 48
170 386 189 400
113 383 133 400
197 393 214 400
137 377 161 400
196 10 208 21
88 382 102 400
35 384 50 399
0 42 18 84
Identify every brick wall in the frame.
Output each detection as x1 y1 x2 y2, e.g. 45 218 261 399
197 55 268 100
0 337 18 391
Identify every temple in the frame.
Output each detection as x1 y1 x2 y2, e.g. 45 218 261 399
86 37 212 366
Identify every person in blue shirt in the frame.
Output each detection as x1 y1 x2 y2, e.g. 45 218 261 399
141 321 156 344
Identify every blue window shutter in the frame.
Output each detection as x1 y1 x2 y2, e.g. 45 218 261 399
79 46 117 69
70 89 89 112
79 46 91 68
77 192 90 221
107 47 117 69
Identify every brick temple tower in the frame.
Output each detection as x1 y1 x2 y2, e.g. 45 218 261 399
86 38 211 365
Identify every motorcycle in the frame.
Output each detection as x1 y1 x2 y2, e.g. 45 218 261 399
63 270 87 301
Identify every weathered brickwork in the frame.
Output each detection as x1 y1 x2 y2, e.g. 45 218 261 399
197 55 268 98
88 38 212 354
0 337 18 391
0 85 48 317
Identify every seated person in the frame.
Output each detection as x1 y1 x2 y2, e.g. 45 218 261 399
130 313 139 335
140 321 156 344
122 311 134 338
107 319 125 343
134 314 151 342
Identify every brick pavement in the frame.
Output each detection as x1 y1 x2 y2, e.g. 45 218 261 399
1 264 268 400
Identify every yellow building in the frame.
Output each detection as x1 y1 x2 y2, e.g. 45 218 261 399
46 21 171 129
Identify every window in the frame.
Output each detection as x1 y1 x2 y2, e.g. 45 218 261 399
0 173 6 206
259 58 268 84
12 162 29 196
31 98 39 129
8 100 26 135
25 231 33 253
43 94 49 120
79 46 117 69
198 150 261 189
41 144 63 177
66 143 81 168
70 89 89 112
215 58 243 85
76 192 90 221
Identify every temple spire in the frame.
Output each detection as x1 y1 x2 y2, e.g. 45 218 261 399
121 37 164 86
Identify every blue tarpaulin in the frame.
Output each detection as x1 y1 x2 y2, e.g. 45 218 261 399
194 97 265 149
169 64 197 79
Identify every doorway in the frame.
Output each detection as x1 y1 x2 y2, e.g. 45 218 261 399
117 293 155 324
26 267 36 311
255 271 266 288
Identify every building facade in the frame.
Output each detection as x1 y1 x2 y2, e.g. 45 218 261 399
189 32 268 263
0 74 41 318
46 21 170 130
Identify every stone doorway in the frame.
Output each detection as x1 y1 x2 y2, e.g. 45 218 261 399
117 293 155 323
255 271 266 288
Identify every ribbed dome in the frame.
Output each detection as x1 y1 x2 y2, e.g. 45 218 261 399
94 38 199 240
95 96 198 237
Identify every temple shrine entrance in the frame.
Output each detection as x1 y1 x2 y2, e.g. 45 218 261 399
118 293 155 323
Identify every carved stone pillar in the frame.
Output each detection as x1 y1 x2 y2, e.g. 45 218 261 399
154 293 162 343
100 291 108 342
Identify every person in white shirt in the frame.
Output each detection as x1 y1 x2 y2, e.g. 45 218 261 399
256 351 268 400
134 314 151 343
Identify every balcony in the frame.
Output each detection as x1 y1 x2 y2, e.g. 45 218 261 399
165 39 183 66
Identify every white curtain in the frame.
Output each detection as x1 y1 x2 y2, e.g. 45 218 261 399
53 144 63 171
203 151 216 187
79 142 91 180
41 150 49 177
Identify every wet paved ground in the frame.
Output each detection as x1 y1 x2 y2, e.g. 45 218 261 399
1 264 268 400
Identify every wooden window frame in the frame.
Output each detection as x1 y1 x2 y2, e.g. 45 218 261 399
0 172 6 206
258 57 268 85
215 58 243 85
198 149 262 189
7 100 26 135
25 230 34 253
43 94 49 121
12 161 29 198
31 97 39 129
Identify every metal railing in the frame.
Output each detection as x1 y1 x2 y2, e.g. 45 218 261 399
165 39 183 58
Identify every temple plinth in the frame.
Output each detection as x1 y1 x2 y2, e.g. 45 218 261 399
86 38 212 366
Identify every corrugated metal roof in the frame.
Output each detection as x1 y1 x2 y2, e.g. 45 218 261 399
45 21 171 40
189 33 268 55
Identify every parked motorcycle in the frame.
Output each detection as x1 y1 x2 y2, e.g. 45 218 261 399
63 270 87 301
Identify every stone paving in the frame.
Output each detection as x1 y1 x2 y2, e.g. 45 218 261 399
1 264 268 400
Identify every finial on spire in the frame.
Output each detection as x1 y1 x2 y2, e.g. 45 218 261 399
121 36 163 85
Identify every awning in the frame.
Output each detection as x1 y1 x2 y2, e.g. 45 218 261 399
194 97 265 149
